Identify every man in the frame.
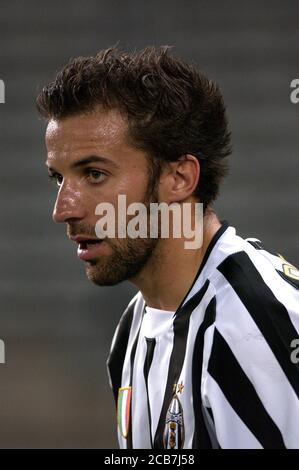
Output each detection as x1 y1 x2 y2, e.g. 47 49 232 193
37 47 299 449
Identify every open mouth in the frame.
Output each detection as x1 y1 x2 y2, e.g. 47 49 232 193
76 238 105 261
78 239 103 250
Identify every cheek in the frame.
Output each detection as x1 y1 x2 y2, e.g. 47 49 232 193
117 172 149 202
88 170 150 221
80 190 102 220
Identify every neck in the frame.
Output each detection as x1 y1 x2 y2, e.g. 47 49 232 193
129 209 222 311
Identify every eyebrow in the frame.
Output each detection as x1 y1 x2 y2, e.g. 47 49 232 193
46 155 120 172
72 155 120 169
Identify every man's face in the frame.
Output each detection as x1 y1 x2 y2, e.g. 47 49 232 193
45 108 159 285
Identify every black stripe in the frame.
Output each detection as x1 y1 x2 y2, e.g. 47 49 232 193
246 240 264 250
201 404 220 449
106 300 136 403
144 338 156 449
208 328 286 449
153 280 210 448
218 251 299 399
206 406 221 447
207 406 215 422
192 296 217 449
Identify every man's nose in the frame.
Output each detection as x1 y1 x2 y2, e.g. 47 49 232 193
53 181 86 223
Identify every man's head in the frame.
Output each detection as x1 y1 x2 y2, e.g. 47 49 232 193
37 46 231 285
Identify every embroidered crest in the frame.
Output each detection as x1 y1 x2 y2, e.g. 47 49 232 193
163 386 185 449
117 386 132 438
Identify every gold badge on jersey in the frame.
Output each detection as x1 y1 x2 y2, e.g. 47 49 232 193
163 382 185 449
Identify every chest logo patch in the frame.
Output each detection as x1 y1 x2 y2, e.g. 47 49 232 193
163 383 185 449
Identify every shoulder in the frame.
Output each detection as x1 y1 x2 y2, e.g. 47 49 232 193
206 230 299 394
206 235 299 408
210 233 299 355
211 231 299 318
201 235 299 448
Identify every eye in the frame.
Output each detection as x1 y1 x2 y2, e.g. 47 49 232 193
87 169 106 184
48 172 63 187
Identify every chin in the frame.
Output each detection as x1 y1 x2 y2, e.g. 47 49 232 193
83 238 157 286
85 264 125 286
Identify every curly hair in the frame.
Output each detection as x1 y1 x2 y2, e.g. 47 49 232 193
36 46 231 210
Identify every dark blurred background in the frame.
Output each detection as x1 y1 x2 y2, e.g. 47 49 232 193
0 0 298 448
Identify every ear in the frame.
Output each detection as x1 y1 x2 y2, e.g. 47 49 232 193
159 154 200 203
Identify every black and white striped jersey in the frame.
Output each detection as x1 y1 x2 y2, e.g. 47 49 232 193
107 222 299 449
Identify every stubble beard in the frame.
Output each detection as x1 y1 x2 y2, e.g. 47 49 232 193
86 233 159 286
85 177 160 286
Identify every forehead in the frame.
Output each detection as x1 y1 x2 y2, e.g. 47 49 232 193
45 109 129 154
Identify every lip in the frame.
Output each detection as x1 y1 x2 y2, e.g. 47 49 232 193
70 235 100 243
69 235 105 261
77 240 104 261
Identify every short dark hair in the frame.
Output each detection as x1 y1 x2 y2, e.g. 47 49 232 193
37 46 231 210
